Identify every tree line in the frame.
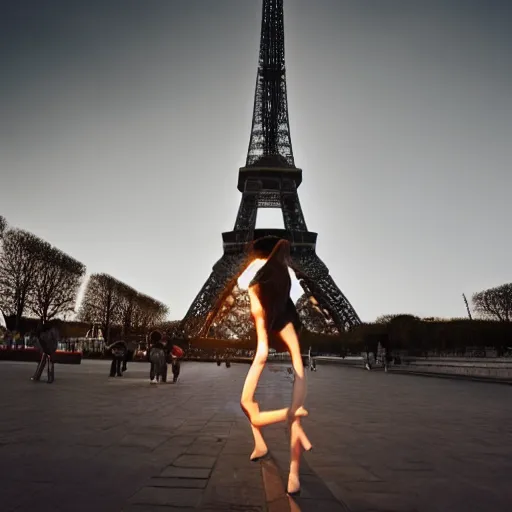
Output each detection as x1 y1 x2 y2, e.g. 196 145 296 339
78 274 168 343
372 282 512 325
0 219 85 328
324 283 512 357
349 315 511 357
0 215 168 340
472 283 512 322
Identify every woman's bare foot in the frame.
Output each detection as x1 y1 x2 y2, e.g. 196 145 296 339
250 447 269 461
243 401 308 427
287 472 301 495
288 419 313 452
287 405 309 422
298 427 313 452
295 406 309 418
249 423 268 461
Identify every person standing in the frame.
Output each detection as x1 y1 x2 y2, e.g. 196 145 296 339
122 339 137 372
31 321 59 383
170 345 184 383
148 332 167 384
171 355 180 383
106 340 126 377
149 343 166 383
308 347 317 372
13 330 21 350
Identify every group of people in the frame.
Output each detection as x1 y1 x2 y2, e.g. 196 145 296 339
148 333 182 384
106 335 182 384
20 329 182 385
0 328 22 349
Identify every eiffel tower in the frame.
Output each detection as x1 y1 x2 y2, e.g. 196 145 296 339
181 0 360 339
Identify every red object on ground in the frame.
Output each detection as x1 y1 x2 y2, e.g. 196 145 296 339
171 345 184 358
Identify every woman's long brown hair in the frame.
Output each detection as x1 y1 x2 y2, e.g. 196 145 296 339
266 239 291 267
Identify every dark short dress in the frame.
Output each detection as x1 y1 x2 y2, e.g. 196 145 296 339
249 261 301 350
38 328 59 355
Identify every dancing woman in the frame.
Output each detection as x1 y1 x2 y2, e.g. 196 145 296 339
240 239 312 496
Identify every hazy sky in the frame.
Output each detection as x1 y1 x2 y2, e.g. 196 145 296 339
1 0 511 322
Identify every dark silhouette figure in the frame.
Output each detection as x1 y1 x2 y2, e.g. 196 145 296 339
122 339 137 372
107 340 127 377
171 356 180 383
31 322 59 384
149 334 167 384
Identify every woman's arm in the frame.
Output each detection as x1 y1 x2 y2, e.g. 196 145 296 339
289 262 306 281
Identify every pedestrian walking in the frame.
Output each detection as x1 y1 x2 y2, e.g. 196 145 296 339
171 355 180 383
122 339 137 372
31 321 59 384
170 344 184 383
106 340 127 377
148 331 167 383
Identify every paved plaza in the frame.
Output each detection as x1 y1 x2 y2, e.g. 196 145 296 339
0 360 511 512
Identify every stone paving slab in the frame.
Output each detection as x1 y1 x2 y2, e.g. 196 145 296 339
129 487 204 508
173 454 217 468
159 467 212 479
0 359 511 511
267 449 350 512
150 477 209 489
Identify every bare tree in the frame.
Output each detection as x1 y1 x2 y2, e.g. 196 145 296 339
158 320 182 339
29 245 86 323
0 216 6 238
472 284 512 322
116 282 138 337
0 229 48 330
0 216 5 326
79 274 169 341
150 298 169 327
78 274 123 343
132 293 168 333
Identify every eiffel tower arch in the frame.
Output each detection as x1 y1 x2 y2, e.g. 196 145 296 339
180 0 361 340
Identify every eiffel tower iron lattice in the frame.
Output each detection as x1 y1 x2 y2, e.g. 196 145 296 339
180 0 360 340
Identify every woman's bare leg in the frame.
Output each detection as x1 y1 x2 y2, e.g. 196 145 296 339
280 323 306 413
279 322 312 494
244 400 309 428
280 323 311 449
240 287 270 460
287 419 303 494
